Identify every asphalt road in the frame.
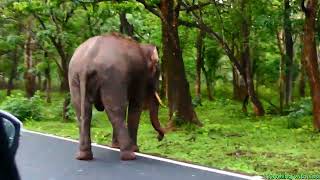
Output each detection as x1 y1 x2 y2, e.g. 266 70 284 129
15 131 256 180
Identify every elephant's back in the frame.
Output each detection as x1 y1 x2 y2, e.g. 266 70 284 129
69 34 147 81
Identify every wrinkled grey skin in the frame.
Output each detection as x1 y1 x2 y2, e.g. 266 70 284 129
68 33 164 161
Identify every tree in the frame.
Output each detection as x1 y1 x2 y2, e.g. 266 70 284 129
23 17 36 98
283 0 294 106
135 0 202 125
195 29 205 100
299 35 306 98
301 0 320 130
181 0 265 116
160 1 201 125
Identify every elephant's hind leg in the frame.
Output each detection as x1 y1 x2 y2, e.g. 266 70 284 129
71 84 93 160
76 99 93 161
104 106 136 160
127 98 143 152
100 87 135 160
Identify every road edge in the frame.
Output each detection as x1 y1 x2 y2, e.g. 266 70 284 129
21 129 264 180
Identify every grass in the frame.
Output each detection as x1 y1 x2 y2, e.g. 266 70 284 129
1 89 319 177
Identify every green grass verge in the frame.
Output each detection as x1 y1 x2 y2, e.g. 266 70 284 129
17 93 320 177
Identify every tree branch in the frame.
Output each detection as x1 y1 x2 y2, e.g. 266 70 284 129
135 0 162 19
65 5 76 23
180 0 245 76
180 2 211 11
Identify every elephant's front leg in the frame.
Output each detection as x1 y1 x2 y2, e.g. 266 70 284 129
127 101 143 152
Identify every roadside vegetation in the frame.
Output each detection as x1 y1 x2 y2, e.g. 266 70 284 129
1 89 319 175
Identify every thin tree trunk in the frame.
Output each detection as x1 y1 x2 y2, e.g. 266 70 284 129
59 56 69 92
160 60 167 99
62 93 71 121
44 51 51 103
283 0 294 105
119 12 134 37
42 79 47 91
7 47 19 96
276 31 286 113
201 64 213 100
24 27 36 98
160 0 201 126
232 66 247 101
195 30 205 99
37 74 42 91
240 0 264 116
200 45 214 100
302 0 320 130
231 36 247 101
299 35 306 97
0 74 5 89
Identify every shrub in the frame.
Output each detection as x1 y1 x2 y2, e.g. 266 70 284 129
0 92 44 121
286 97 312 129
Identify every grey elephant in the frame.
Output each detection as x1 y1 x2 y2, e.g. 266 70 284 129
68 33 165 161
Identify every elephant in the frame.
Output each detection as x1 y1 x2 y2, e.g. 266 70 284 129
68 33 165 161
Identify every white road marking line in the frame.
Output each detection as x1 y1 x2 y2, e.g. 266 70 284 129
21 129 264 180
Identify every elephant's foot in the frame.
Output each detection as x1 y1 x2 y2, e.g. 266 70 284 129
111 142 120 149
76 150 93 161
120 151 136 161
132 145 139 152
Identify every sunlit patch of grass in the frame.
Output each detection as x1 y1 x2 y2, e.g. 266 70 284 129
20 92 320 176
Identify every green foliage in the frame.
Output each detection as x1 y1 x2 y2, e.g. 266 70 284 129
65 93 76 120
286 97 312 129
0 91 44 121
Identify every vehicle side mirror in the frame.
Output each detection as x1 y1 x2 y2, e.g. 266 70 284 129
0 110 23 156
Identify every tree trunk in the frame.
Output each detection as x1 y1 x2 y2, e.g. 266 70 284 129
44 51 52 103
62 93 71 121
231 35 247 101
160 59 167 99
0 74 5 89
201 64 213 100
7 47 19 96
276 31 286 113
119 12 134 37
302 0 320 130
24 29 36 98
283 0 294 105
195 30 205 99
59 57 69 92
299 35 306 98
60 56 70 121
240 0 264 116
160 0 201 126
37 73 42 91
232 66 247 101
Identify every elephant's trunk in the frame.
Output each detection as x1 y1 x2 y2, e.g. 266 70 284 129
149 93 165 141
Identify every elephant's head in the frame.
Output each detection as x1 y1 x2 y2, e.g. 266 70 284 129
142 45 165 141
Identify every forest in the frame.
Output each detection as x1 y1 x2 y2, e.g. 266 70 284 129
0 0 320 176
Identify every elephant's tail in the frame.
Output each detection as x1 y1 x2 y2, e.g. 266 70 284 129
80 74 87 122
